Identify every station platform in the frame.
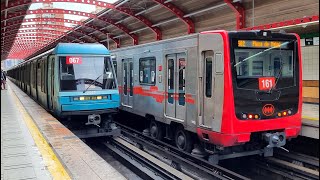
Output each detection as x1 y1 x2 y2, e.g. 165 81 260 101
301 103 319 139
1 82 125 180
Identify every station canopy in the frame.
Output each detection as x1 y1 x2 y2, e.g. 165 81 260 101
1 0 319 60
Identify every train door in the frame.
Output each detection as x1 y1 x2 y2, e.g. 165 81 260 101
47 56 55 111
201 51 214 128
122 58 133 108
165 53 187 121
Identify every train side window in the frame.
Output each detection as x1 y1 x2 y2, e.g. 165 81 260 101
41 61 45 92
33 62 37 87
123 61 127 95
129 62 133 96
205 57 213 98
215 53 223 74
139 57 156 85
113 61 117 75
37 61 41 88
167 59 174 104
178 58 186 106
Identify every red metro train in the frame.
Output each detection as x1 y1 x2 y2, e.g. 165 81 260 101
111 30 302 163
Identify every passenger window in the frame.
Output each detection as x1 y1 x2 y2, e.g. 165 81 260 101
139 57 156 85
37 61 41 88
123 62 127 95
41 61 45 92
113 61 117 75
205 57 213 98
129 62 133 96
178 58 186 106
215 53 223 74
167 59 174 104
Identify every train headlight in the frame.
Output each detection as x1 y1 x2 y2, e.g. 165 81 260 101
278 112 282 117
288 110 292 115
242 113 247 119
73 97 79 101
248 114 253 119
283 111 287 116
79 97 85 101
97 96 102 100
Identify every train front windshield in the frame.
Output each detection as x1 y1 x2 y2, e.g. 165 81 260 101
233 40 296 90
59 56 116 91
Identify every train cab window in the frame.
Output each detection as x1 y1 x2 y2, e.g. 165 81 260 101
59 56 116 91
205 57 213 98
139 57 156 85
178 58 186 106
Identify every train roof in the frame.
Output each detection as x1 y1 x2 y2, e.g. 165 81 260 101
53 43 110 55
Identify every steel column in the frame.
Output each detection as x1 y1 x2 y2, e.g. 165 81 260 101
224 0 245 29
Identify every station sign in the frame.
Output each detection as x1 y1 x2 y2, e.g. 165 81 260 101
66 56 82 64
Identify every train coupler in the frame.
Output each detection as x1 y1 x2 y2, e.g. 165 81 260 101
86 114 101 127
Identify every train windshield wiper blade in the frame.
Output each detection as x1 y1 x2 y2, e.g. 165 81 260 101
83 74 103 93
268 40 295 93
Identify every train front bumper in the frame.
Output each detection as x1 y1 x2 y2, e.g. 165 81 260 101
196 126 301 147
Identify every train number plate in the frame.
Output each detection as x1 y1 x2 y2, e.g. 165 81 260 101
259 77 275 91
66 56 82 64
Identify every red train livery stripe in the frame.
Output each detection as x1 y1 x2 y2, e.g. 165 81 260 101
118 86 195 104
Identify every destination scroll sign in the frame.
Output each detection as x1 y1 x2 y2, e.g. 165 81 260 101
237 40 289 49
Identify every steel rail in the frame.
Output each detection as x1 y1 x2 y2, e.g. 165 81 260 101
274 150 319 170
103 138 191 180
116 122 250 180
253 156 319 180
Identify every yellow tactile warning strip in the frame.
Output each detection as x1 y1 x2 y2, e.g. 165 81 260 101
9 89 71 180
302 116 319 121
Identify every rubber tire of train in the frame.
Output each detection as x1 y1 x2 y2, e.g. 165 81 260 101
175 127 194 153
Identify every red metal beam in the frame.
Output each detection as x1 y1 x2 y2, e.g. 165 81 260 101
84 24 123 47
2 24 73 34
115 7 162 40
1 9 96 22
3 29 67 37
95 18 139 45
151 0 194 34
224 0 245 29
244 15 319 30
3 31 64 39
27 0 161 40
1 0 31 12
3 18 82 28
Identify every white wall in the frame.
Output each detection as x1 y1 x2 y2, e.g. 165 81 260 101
301 37 319 81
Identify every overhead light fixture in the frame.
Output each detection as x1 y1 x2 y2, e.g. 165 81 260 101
269 21 319 30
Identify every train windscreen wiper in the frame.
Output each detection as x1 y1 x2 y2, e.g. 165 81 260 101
82 74 104 93
268 40 295 93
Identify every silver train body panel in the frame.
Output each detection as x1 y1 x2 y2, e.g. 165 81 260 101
111 33 225 133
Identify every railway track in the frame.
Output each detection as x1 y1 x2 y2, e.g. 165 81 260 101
104 137 193 180
251 155 319 180
274 150 319 171
115 122 250 180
